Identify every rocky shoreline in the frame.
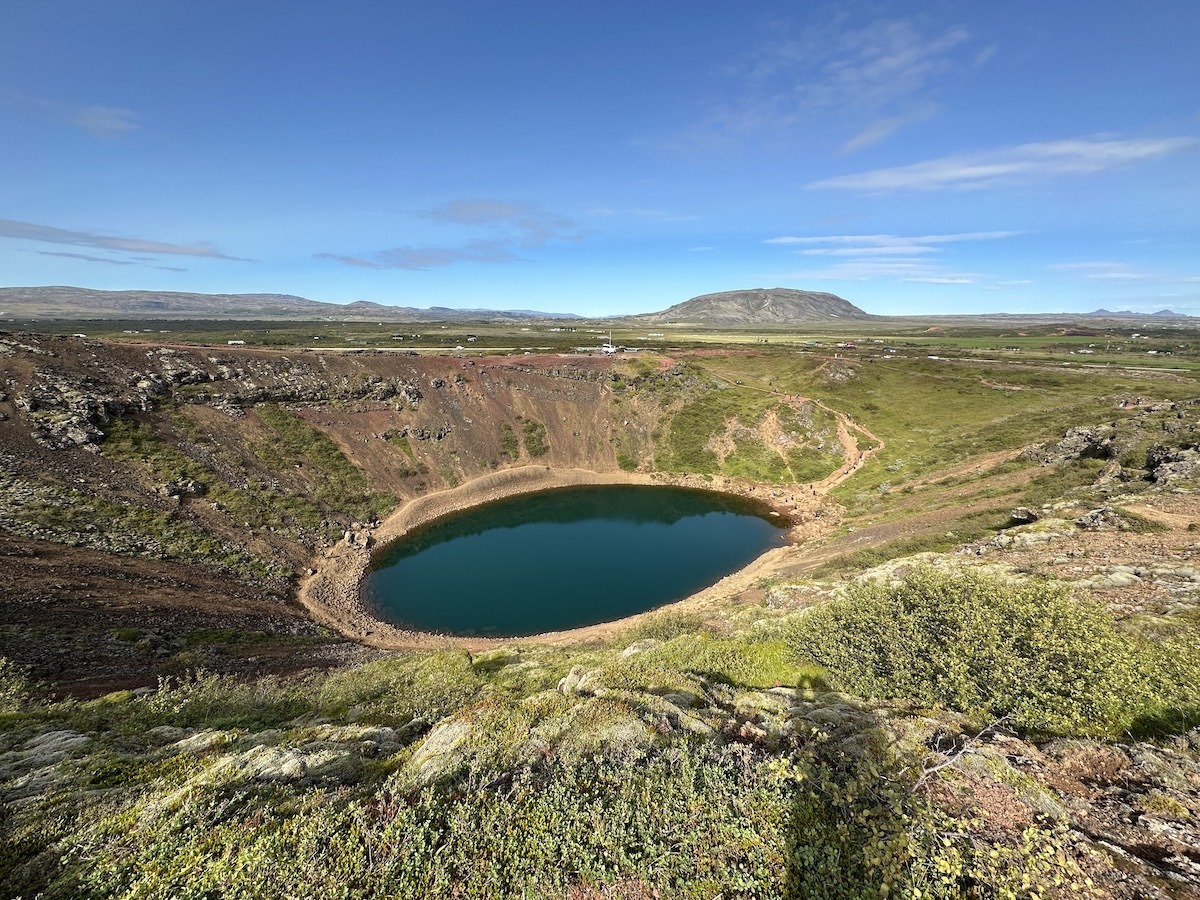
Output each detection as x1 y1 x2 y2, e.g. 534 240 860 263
296 465 819 650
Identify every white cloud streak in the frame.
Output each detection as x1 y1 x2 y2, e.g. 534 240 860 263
808 136 1198 192
0 218 250 261
766 231 1019 255
840 105 936 154
779 258 978 282
1053 260 1166 282
767 231 1016 285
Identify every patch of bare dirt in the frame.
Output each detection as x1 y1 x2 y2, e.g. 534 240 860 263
0 532 361 699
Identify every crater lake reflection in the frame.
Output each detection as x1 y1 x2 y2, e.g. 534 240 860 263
363 485 788 636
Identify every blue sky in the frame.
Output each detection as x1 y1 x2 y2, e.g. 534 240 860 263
2 1 1198 316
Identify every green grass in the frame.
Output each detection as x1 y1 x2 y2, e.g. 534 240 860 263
613 632 825 691
681 349 1197 508
648 369 844 483
254 403 396 522
386 432 416 458
102 413 331 535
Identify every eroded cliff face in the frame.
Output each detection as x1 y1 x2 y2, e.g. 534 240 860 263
0 332 849 692
0 335 657 694
0 334 635 580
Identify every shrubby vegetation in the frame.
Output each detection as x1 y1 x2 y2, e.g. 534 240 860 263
499 421 519 460
0 644 1091 900
0 658 30 714
9 566 1159 897
653 373 842 484
522 419 549 457
789 567 1200 737
0 471 279 580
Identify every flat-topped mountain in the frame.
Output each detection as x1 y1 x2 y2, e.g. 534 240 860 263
0 286 579 322
638 288 874 324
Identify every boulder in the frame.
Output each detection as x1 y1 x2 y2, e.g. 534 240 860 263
1075 507 1124 530
620 639 660 659
1008 507 1039 525
172 730 236 754
404 720 474 785
208 745 356 784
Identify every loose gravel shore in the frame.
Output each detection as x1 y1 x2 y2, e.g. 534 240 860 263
297 465 815 650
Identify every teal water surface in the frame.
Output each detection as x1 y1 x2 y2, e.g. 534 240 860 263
364 485 788 637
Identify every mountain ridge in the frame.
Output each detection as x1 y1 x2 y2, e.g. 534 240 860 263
636 287 874 324
0 286 580 322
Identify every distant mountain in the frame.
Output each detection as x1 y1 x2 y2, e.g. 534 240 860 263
637 288 874 324
0 287 580 322
1085 308 1188 319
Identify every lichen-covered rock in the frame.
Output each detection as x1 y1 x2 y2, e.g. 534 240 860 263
403 720 474 785
1075 506 1125 530
620 639 660 658
172 730 237 754
208 744 358 784
0 730 91 782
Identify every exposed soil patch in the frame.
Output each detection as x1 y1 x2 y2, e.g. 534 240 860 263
0 531 364 699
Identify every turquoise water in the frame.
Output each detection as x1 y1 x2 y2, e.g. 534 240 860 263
363 485 788 637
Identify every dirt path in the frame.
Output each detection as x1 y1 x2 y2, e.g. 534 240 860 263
694 363 886 493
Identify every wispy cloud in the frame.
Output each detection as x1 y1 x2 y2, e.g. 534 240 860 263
779 258 979 283
1051 261 1200 289
0 88 140 138
688 246 715 253
673 17 977 154
319 200 581 270
766 231 1018 255
0 218 250 261
808 136 1198 192
317 240 519 271
768 231 1015 285
69 105 139 138
419 199 582 245
35 250 135 266
840 106 936 154
33 250 188 273
1054 261 1156 281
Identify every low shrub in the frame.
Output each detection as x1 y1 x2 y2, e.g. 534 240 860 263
317 651 482 724
788 567 1168 736
522 420 549 457
499 422 519 460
